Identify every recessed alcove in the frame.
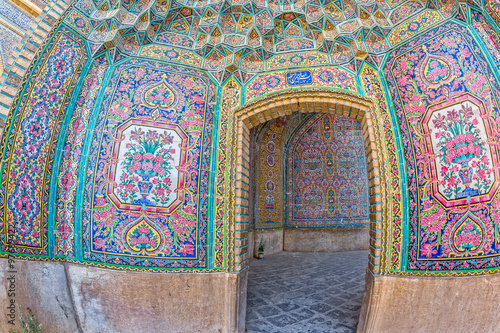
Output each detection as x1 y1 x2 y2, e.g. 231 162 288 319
247 112 371 257
244 109 371 331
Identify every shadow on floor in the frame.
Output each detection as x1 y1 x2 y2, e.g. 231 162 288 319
245 251 368 333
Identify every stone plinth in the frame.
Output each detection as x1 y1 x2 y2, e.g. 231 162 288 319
358 270 500 333
0 259 247 333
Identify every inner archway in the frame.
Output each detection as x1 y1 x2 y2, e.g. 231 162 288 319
226 89 385 331
251 112 371 252
246 111 371 331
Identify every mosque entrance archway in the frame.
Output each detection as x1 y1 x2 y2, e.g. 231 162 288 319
226 90 385 331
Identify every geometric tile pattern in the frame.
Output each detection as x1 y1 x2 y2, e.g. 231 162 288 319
62 0 456 82
246 251 367 333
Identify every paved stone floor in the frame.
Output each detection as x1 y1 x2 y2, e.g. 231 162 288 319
245 251 368 333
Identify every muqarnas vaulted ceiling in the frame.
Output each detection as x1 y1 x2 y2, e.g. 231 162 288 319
64 0 465 82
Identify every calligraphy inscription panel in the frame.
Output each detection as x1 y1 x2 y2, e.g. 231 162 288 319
287 71 312 85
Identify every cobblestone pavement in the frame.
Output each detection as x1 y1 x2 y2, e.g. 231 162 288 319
245 251 368 333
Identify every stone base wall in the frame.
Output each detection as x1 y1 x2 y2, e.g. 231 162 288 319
248 230 255 260
0 259 247 333
251 227 369 257
253 229 283 258
358 271 500 333
284 227 370 253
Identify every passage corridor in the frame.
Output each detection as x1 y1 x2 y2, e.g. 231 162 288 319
245 251 368 333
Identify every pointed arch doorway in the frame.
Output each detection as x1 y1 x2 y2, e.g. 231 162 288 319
250 111 371 254
224 89 386 332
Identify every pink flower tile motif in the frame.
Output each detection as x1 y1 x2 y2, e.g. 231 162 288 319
422 95 498 207
109 121 188 213
385 22 500 272
81 62 214 269
3 32 84 256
